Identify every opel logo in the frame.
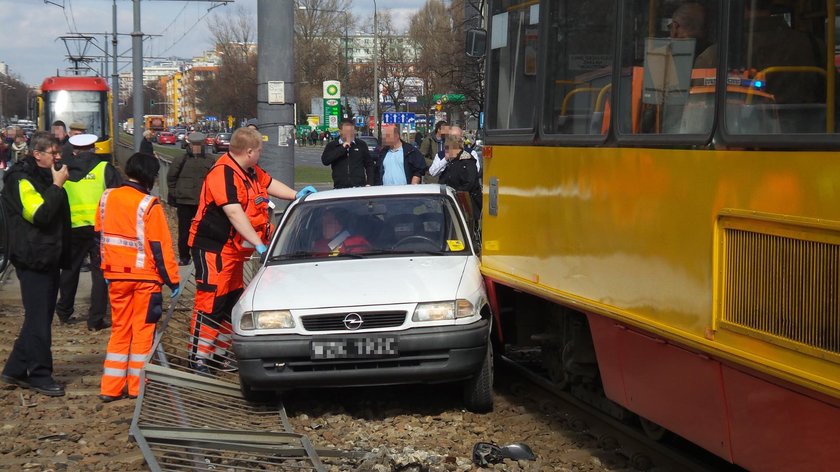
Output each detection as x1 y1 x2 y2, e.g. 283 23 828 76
343 313 364 330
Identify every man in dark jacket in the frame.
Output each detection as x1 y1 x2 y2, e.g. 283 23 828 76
419 120 447 184
376 124 427 186
55 134 122 330
0 132 71 397
167 132 215 265
321 118 375 188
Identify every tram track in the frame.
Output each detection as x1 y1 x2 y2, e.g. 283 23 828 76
499 351 744 472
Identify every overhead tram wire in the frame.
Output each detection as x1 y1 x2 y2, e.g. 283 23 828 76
66 0 80 33
156 2 231 57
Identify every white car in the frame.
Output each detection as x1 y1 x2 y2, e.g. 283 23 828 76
232 185 493 412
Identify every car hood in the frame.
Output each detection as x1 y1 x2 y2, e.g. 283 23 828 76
247 256 470 310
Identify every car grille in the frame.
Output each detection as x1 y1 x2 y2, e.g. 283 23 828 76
301 311 406 331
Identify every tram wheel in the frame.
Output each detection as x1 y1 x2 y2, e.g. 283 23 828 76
639 416 669 442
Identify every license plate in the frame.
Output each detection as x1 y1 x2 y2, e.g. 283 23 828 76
310 337 399 360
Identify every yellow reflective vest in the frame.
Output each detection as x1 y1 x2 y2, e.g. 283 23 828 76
64 161 107 228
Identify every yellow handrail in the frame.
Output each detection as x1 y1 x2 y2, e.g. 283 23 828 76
594 83 613 113
561 87 599 116
747 66 826 105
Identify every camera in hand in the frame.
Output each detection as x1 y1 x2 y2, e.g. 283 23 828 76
54 162 63 171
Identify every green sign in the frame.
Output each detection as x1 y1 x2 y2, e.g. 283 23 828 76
432 94 466 104
323 98 341 131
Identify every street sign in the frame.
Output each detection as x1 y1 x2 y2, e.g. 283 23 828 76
355 116 365 127
382 112 416 125
267 81 285 104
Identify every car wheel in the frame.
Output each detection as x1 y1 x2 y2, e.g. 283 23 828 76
463 342 494 413
239 378 277 404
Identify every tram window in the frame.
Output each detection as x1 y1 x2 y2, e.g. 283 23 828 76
46 91 107 139
722 0 838 135
488 0 539 130
617 0 718 136
542 0 617 136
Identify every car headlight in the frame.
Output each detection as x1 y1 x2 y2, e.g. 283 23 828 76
413 300 475 321
239 310 295 330
413 302 455 321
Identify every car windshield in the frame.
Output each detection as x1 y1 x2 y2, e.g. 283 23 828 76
269 195 471 261
218 133 231 139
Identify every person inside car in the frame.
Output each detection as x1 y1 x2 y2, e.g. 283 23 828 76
312 208 371 255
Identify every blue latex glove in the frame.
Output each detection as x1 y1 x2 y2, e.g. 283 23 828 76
171 285 181 298
255 244 268 255
295 185 317 199
105 279 110 286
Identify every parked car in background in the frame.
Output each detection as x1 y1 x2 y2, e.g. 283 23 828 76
213 132 231 153
232 185 493 412
358 135 380 155
156 131 176 145
203 133 216 147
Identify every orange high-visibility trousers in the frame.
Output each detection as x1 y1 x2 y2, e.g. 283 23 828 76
189 246 244 363
101 281 161 397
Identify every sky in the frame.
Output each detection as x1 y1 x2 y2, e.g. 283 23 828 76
0 0 423 86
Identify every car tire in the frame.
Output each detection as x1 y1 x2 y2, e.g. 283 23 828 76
239 378 277 404
463 342 494 413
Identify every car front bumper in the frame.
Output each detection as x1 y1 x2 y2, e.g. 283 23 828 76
233 319 490 390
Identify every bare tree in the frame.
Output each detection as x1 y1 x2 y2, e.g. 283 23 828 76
196 7 258 124
447 0 486 118
408 0 458 105
403 0 485 121
1 74 34 121
295 0 356 123
375 11 418 112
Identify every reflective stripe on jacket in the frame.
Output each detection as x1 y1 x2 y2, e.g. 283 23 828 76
96 183 180 288
64 161 107 228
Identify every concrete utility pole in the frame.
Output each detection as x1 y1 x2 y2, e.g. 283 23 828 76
112 0 119 163
257 0 296 209
372 0 379 139
132 0 143 152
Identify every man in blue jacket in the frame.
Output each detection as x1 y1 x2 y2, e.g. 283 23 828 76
376 124 427 185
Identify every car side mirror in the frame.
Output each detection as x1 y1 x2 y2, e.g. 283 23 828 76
466 28 487 58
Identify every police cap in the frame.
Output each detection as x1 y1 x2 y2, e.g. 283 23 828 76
69 133 98 147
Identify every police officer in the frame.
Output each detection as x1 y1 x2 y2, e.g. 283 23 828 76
188 127 316 375
0 132 70 397
167 131 214 266
55 134 121 330
61 122 87 160
96 153 180 401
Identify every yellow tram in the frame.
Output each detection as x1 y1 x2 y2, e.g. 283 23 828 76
479 0 840 469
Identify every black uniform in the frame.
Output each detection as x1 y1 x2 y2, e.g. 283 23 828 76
1 156 71 391
56 152 121 329
321 138 375 188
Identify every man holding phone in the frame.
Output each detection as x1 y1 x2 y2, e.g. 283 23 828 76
0 132 71 397
320 118 375 189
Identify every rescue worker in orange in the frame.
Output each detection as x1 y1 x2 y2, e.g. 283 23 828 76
96 153 180 401
188 127 316 375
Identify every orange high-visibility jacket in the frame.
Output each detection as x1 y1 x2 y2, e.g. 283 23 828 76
95 182 180 288
188 153 273 256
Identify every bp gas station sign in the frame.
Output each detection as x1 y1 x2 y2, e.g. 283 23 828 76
323 81 341 131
